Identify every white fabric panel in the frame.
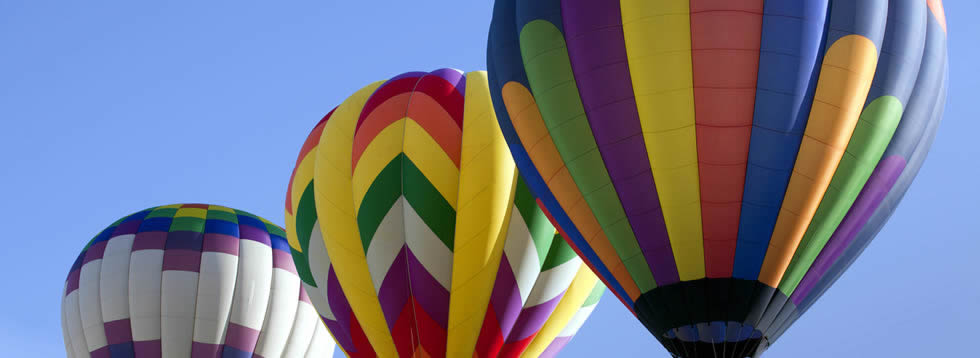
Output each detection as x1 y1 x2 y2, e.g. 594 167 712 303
525 259 581 306
365 198 407 291
63 291 89 358
79 260 108 352
306 220 335 320
303 322 335 358
99 235 135 322
404 198 453 288
229 239 272 329
60 290 74 358
503 206 541 304
128 249 164 341
556 303 597 337
253 269 301 357
302 282 331 323
160 270 199 358
192 252 238 344
281 301 318 358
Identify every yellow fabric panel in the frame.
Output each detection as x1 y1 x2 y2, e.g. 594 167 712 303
350 118 407 213
312 80 399 357
286 149 319 250
620 0 705 281
174 207 206 219
446 71 517 357
520 264 598 358
501 81 641 301
759 35 878 287
403 119 461 210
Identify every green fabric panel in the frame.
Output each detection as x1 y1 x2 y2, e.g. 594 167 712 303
519 19 650 288
170 217 205 233
402 155 457 251
779 96 904 295
293 181 319 286
146 208 177 219
541 233 579 271
265 223 286 238
513 176 556 266
206 210 238 224
582 280 605 307
356 154 404 253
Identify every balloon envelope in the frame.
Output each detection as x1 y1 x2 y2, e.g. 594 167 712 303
285 69 604 358
487 0 948 356
61 204 336 358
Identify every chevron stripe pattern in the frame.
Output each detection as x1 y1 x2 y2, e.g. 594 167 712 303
286 69 604 357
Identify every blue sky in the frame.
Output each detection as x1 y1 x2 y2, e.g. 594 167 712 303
1 1 976 356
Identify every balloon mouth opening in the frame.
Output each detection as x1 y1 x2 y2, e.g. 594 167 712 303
663 321 763 343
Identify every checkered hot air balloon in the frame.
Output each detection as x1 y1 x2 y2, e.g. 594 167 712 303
285 69 605 358
61 204 336 358
487 0 948 357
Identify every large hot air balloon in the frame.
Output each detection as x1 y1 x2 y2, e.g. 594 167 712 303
487 0 948 357
285 68 605 357
61 204 336 358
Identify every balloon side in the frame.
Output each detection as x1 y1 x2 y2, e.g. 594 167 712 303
487 0 947 357
285 68 604 358
61 204 336 358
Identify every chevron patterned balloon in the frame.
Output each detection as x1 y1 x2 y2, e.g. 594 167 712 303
285 69 605 358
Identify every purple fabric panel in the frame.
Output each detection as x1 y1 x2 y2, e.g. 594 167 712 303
429 68 467 97
323 318 356 354
165 231 204 250
89 346 111 358
326 267 354 333
560 0 679 285
377 248 411 331
790 156 907 304
103 318 133 345
489 255 526 339
162 249 202 272
113 219 142 236
271 249 297 274
506 293 565 342
65 269 81 296
224 322 260 352
191 341 223 357
539 336 573 358
405 248 450 329
83 241 108 265
132 232 168 251
133 340 162 358
203 233 240 255
238 225 271 247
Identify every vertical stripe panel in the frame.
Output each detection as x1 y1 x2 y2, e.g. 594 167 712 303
560 0 680 287
758 0 887 288
446 70 518 357
620 0 706 281
689 0 764 278
733 0 830 280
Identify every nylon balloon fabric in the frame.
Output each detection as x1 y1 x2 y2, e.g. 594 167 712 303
61 204 336 358
487 1 948 357
285 68 605 358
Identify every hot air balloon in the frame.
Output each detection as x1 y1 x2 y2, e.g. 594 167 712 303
487 0 948 357
285 68 605 358
61 204 337 358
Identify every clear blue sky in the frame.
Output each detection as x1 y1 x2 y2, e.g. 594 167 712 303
1 1 976 356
